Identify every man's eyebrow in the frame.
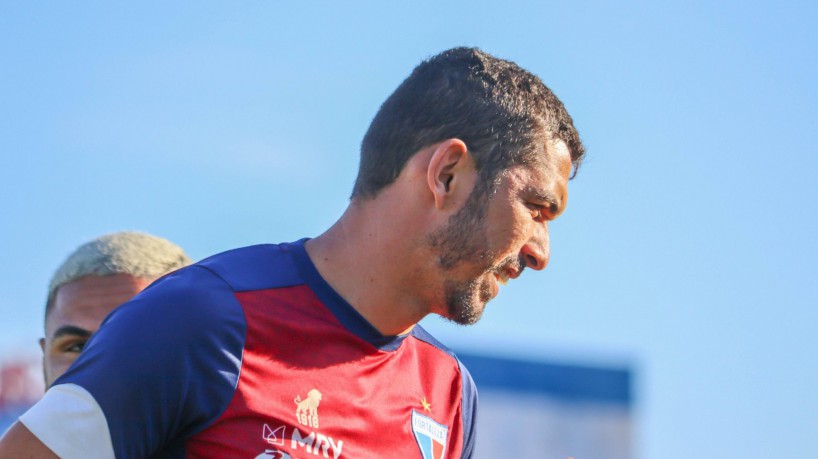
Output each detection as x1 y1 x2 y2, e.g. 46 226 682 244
528 188 562 213
52 325 92 340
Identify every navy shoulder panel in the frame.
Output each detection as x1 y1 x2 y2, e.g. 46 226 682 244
197 241 306 292
457 359 478 459
410 324 457 359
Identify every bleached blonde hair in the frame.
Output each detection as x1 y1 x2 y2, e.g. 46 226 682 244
46 231 192 317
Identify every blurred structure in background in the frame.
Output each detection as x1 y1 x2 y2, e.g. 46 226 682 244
459 353 633 459
0 348 632 457
0 353 43 434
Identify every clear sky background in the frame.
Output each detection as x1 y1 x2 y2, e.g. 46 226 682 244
1 1 816 457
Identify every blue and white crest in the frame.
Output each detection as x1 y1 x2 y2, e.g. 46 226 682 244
411 410 448 459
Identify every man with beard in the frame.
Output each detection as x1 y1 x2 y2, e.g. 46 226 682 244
0 47 585 459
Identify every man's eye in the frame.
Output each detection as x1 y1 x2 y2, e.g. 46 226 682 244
527 204 545 221
64 341 87 353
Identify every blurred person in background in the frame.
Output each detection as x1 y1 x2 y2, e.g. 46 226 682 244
39 231 191 387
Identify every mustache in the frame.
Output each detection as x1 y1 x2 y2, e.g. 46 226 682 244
494 255 525 276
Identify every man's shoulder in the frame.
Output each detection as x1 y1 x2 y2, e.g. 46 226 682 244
409 326 475 382
196 240 307 292
409 325 456 359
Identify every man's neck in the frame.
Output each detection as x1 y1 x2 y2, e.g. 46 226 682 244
305 198 431 337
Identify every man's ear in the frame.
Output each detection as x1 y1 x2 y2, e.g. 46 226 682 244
426 139 473 210
39 337 45 352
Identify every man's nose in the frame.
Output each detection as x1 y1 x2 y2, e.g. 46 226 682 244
520 224 550 271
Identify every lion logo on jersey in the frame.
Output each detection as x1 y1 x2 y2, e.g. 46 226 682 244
294 389 322 428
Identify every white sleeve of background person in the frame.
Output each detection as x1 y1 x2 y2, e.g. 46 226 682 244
18 383 115 459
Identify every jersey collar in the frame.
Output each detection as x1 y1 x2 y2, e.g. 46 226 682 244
286 238 410 351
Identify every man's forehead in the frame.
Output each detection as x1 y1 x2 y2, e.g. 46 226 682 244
46 274 154 333
527 138 572 173
505 140 571 181
499 140 571 211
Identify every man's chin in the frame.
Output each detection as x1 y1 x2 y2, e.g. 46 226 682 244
441 277 494 325
441 310 483 326
443 298 489 326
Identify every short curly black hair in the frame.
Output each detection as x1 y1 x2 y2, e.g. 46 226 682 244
352 47 585 199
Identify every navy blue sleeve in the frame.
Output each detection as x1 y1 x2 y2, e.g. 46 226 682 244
54 265 247 458
458 360 478 459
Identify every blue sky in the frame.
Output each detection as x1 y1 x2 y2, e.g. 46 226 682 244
1 1 816 457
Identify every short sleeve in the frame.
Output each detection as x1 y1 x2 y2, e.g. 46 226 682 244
32 265 247 458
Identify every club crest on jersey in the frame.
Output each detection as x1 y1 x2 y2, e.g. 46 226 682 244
295 388 322 428
411 410 448 459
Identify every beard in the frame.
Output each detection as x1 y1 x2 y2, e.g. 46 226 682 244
428 183 521 325
441 277 493 325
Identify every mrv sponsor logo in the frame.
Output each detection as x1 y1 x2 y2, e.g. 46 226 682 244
257 388 345 459
260 422 344 459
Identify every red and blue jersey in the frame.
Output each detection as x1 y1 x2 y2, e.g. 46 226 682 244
21 240 477 458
